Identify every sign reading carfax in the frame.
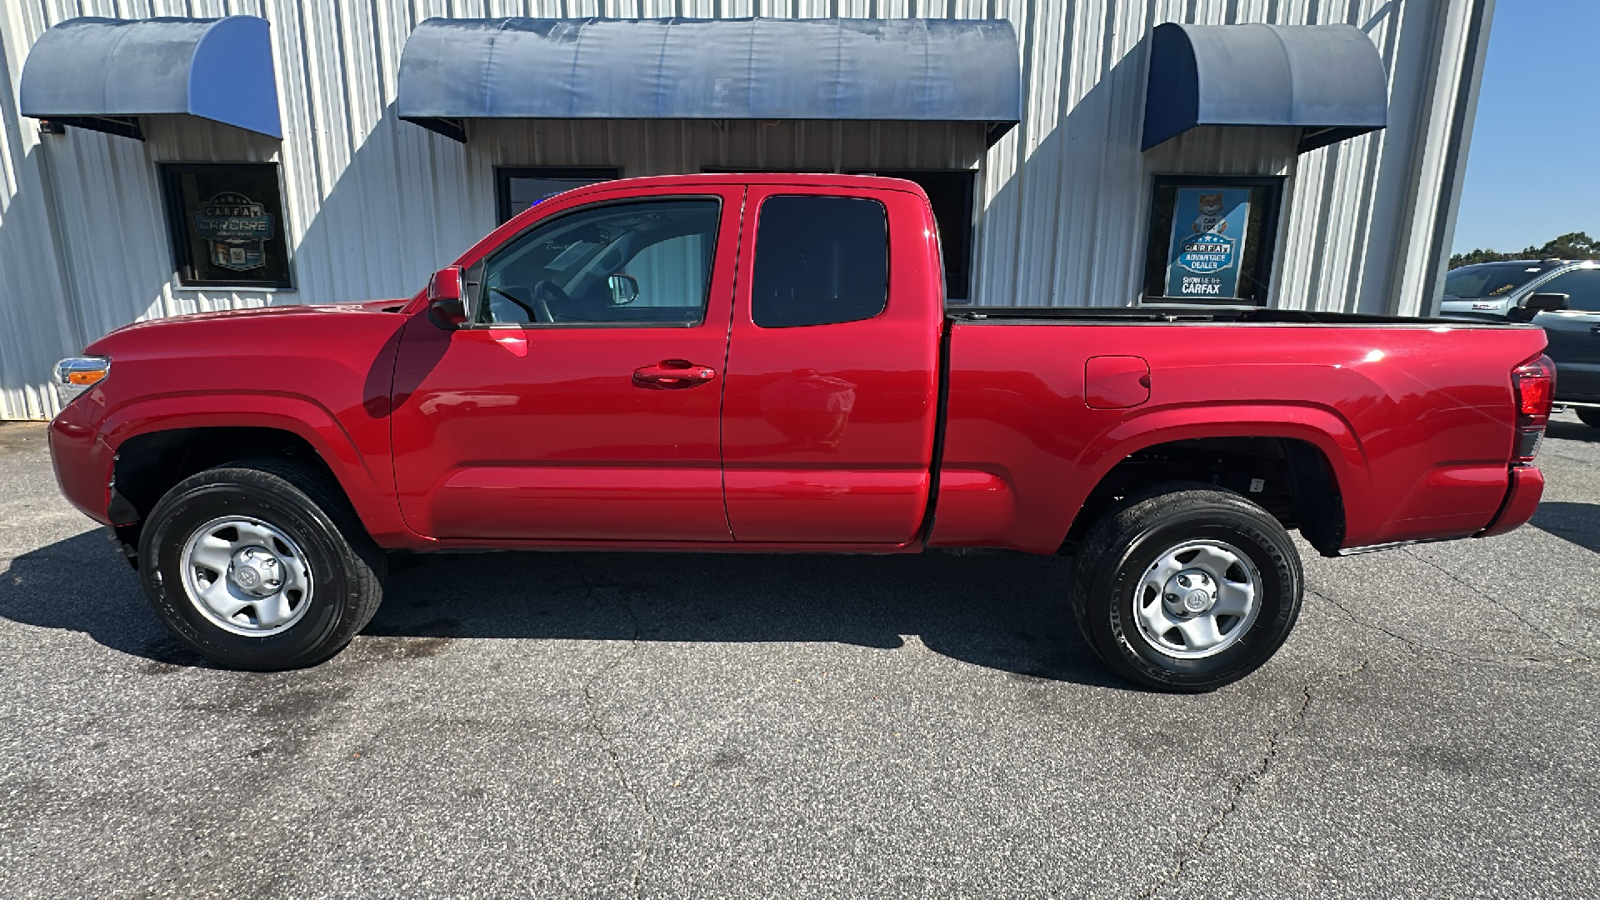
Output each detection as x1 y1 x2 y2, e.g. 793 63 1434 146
1165 188 1252 300
193 192 275 272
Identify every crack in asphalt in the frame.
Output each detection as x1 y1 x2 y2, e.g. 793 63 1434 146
1309 589 1523 664
1398 549 1596 662
570 558 658 900
1310 588 1593 668
1135 658 1372 900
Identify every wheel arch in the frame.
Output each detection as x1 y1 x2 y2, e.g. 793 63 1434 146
101 396 397 552
1061 406 1365 558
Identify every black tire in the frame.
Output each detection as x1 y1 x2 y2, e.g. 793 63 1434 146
1576 408 1600 428
137 459 385 671
1069 485 1303 693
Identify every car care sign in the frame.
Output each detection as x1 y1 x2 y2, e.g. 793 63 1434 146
1165 189 1251 300
193 192 274 272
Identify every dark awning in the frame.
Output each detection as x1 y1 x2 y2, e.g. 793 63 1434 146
1142 23 1388 154
397 17 1022 145
19 16 281 140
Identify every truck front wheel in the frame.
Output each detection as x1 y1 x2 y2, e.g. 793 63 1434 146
1069 485 1303 692
137 459 385 671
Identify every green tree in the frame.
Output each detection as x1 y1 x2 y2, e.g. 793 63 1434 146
1523 231 1600 260
1450 247 1517 267
1450 231 1599 268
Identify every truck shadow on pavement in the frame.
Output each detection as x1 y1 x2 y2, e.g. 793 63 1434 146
0 530 1124 689
1546 419 1600 443
1530 502 1600 554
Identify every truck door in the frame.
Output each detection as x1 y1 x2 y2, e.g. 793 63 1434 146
721 185 944 544
390 188 740 542
1532 268 1600 401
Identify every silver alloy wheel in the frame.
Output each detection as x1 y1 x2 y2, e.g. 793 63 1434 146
1132 539 1261 659
179 516 314 637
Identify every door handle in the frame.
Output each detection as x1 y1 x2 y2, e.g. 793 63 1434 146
1590 325 1600 333
632 359 717 389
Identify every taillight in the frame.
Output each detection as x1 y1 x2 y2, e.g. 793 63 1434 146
1510 354 1555 462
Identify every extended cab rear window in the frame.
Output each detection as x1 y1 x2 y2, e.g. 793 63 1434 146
751 196 888 328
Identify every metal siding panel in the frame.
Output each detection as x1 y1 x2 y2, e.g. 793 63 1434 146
0 3 73 419
1 0 1491 418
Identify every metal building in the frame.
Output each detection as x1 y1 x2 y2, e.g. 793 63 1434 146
0 0 1495 421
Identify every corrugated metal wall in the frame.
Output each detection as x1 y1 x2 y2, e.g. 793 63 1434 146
0 0 1491 420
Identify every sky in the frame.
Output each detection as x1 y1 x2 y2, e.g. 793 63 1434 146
1452 0 1600 254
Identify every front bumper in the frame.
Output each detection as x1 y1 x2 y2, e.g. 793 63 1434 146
48 399 116 526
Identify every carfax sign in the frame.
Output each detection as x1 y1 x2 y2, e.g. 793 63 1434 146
193 192 275 272
1165 188 1252 300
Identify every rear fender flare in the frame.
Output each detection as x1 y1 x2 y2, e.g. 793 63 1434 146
1062 403 1371 545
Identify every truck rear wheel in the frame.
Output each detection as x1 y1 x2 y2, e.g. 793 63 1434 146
1576 408 1600 428
1069 485 1303 692
137 459 385 671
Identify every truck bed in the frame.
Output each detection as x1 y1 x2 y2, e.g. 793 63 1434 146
929 311 1548 554
945 305 1516 327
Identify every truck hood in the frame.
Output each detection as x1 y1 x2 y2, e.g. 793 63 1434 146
88 299 412 349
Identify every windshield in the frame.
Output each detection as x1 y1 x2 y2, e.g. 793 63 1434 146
1443 263 1548 300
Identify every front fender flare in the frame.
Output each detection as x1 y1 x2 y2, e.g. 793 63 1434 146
99 392 403 540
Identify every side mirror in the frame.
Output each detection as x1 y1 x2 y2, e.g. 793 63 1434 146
1509 292 1567 322
427 266 467 329
607 273 640 307
1525 292 1568 313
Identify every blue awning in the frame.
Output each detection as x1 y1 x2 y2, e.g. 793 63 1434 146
19 16 281 140
1142 23 1388 154
397 17 1022 145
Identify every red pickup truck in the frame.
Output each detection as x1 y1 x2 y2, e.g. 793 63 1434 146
49 174 1553 691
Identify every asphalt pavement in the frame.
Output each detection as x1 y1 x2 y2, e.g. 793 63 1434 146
1 415 1596 899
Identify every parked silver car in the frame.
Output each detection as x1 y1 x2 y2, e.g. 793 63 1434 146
1439 259 1597 318
1440 259 1600 426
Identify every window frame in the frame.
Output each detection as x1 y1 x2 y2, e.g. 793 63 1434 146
495 167 622 225
749 193 892 329
848 169 977 302
469 195 724 330
159 161 295 289
1141 174 1285 307
1537 266 1600 313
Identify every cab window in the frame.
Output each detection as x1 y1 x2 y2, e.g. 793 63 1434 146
751 196 889 328
478 199 719 326
1537 269 1600 313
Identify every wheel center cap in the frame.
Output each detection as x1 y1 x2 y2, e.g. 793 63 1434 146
229 546 283 597
1183 589 1213 613
1164 568 1217 616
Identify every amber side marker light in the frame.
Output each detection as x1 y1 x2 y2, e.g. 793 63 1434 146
53 357 110 405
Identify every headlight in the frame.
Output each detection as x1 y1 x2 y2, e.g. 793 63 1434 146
53 356 110 405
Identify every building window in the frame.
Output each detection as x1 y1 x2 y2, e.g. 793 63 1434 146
160 163 293 288
852 170 977 301
496 167 621 224
751 196 889 328
1142 175 1284 305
